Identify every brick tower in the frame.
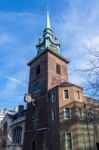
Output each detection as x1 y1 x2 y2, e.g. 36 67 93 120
23 11 95 150
23 11 69 150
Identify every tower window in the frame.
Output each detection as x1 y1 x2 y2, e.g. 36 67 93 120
64 90 69 99
52 92 56 103
36 64 40 75
65 132 72 150
34 82 41 92
52 110 56 121
56 64 61 74
64 108 71 119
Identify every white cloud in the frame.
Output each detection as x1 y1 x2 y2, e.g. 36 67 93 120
0 72 27 108
5 75 27 87
83 36 99 49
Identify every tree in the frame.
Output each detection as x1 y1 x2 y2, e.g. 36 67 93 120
76 48 99 99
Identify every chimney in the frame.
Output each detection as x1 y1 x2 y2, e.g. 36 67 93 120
15 105 24 113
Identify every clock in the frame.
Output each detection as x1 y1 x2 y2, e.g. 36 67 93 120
24 94 36 106
24 94 32 103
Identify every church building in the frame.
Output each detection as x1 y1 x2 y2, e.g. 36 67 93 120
23 11 99 150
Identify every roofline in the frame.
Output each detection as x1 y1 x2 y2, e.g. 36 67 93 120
27 47 70 66
57 82 83 90
0 113 14 124
47 81 83 93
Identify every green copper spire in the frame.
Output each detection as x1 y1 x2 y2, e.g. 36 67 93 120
46 10 51 29
36 11 60 55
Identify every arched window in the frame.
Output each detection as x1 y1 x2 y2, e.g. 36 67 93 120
13 126 22 144
2 122 7 133
1 139 6 148
56 64 61 75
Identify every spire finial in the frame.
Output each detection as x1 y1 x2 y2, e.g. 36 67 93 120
36 7 60 55
46 9 51 29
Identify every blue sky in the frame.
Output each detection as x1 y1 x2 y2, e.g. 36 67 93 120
0 0 99 109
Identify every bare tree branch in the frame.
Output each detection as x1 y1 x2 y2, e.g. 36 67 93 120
75 46 99 98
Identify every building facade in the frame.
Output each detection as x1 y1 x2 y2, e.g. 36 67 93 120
23 12 99 150
0 105 26 150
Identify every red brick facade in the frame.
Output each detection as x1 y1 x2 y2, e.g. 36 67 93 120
23 44 99 150
23 49 70 150
23 11 99 150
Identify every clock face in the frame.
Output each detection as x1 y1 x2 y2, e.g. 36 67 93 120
24 94 32 103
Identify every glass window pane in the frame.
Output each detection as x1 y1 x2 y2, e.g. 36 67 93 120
64 108 71 119
65 132 72 150
13 126 22 144
64 90 69 99
34 82 40 92
52 92 56 103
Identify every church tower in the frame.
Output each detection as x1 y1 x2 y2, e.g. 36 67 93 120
23 11 85 150
27 11 69 97
23 11 70 150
